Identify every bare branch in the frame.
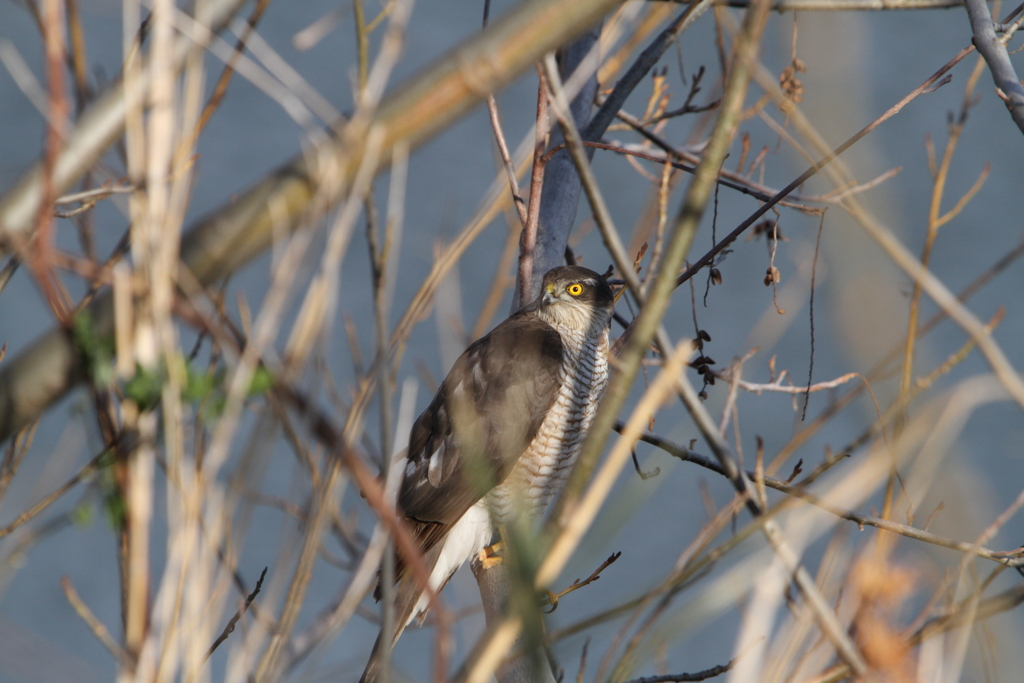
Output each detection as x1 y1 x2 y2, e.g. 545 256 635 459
673 40 973 289
964 0 1024 134
541 552 622 611
62 576 133 668
204 567 268 660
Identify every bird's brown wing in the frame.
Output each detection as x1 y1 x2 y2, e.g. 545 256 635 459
367 313 564 639
399 312 564 531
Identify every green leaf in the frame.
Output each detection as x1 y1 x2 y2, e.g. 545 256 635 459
124 364 164 411
104 491 127 529
70 311 115 387
248 365 274 397
183 364 216 403
70 502 93 528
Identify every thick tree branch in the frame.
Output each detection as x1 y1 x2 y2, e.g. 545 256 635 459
0 0 630 445
963 0 1024 135
0 0 251 253
513 27 602 308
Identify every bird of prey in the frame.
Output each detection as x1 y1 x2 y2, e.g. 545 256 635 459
360 265 615 682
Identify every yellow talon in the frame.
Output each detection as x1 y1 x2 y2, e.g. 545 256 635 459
478 541 505 568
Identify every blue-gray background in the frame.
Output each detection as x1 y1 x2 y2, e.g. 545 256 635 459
1 1 1022 681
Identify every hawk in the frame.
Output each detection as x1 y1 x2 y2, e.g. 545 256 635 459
360 265 614 682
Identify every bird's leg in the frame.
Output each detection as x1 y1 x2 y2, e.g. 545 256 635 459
478 540 505 568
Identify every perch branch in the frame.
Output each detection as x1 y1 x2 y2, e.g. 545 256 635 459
963 0 1024 134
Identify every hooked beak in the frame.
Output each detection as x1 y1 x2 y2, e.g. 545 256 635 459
542 285 556 306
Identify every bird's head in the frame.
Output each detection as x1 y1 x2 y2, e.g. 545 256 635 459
535 266 615 332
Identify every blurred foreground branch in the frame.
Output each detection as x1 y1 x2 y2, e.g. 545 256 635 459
0 0 251 252
0 0 629 444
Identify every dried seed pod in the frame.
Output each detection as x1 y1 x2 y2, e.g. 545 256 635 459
780 61 805 104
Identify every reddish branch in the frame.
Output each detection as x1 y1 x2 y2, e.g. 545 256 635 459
33 0 71 322
519 68 550 306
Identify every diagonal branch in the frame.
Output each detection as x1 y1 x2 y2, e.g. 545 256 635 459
62 576 133 669
635 430 1024 567
672 41 974 289
0 0 251 252
0 0 631 446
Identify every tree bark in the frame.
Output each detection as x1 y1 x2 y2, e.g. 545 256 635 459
471 553 557 683
512 28 602 310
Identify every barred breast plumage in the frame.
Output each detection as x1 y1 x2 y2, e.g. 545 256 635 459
488 316 610 523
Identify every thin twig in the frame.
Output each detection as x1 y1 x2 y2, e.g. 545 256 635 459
724 372 860 395
0 446 111 538
62 576 133 668
550 138 823 213
672 41 970 289
483 0 526 227
54 183 137 205
204 567 267 660
197 0 272 143
900 57 983 404
487 95 528 226
633 430 1023 566
541 552 622 612
620 657 740 683
801 211 826 419
519 68 549 305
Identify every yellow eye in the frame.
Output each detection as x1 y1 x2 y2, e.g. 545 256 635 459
567 283 584 296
